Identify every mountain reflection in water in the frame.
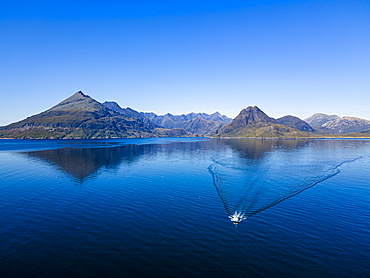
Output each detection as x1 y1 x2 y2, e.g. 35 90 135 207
23 139 310 181
210 139 365 224
1 138 369 277
22 138 366 223
24 145 149 181
23 140 221 181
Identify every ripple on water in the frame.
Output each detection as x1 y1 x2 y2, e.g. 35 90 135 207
0 139 369 277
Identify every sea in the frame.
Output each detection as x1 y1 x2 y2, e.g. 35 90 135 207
0 138 369 277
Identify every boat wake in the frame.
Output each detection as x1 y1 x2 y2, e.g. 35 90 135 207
209 155 363 224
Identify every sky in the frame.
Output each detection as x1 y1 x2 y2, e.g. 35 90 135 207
1 0 369 126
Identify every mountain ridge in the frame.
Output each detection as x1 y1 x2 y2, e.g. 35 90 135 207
1 91 370 139
304 113 370 134
322 117 370 133
276 115 314 132
304 113 341 127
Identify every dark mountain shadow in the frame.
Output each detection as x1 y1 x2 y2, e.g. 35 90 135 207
23 144 155 181
21 140 226 182
219 138 310 160
21 138 320 185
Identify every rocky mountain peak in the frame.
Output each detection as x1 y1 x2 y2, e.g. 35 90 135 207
103 101 121 109
234 106 276 126
48 91 101 112
216 106 308 138
76 90 87 96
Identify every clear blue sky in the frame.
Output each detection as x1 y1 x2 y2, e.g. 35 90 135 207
1 0 369 126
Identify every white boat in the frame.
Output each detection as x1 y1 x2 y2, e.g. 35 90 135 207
229 212 247 224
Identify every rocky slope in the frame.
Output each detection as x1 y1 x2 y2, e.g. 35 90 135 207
321 117 370 133
179 118 225 135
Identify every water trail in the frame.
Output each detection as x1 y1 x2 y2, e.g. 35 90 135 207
209 156 363 224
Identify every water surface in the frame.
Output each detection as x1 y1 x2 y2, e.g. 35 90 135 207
0 138 369 277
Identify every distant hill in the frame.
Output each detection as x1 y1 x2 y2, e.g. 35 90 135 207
216 106 308 138
276 115 314 132
304 113 370 134
0 92 158 139
304 113 341 127
322 117 370 133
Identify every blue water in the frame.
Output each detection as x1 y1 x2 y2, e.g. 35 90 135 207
0 138 369 277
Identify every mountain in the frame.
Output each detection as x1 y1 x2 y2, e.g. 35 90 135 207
304 113 341 127
216 106 308 138
102 101 160 129
188 112 231 123
217 106 276 133
321 117 370 133
180 118 225 135
304 113 370 134
102 101 145 120
0 92 158 139
142 111 231 125
276 115 314 132
141 111 231 135
2 91 369 139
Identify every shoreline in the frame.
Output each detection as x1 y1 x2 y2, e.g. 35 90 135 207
1 136 370 140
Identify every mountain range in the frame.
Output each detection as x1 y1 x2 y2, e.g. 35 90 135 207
304 113 370 134
1 91 369 139
141 111 231 135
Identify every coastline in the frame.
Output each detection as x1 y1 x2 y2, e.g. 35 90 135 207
1 135 370 140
